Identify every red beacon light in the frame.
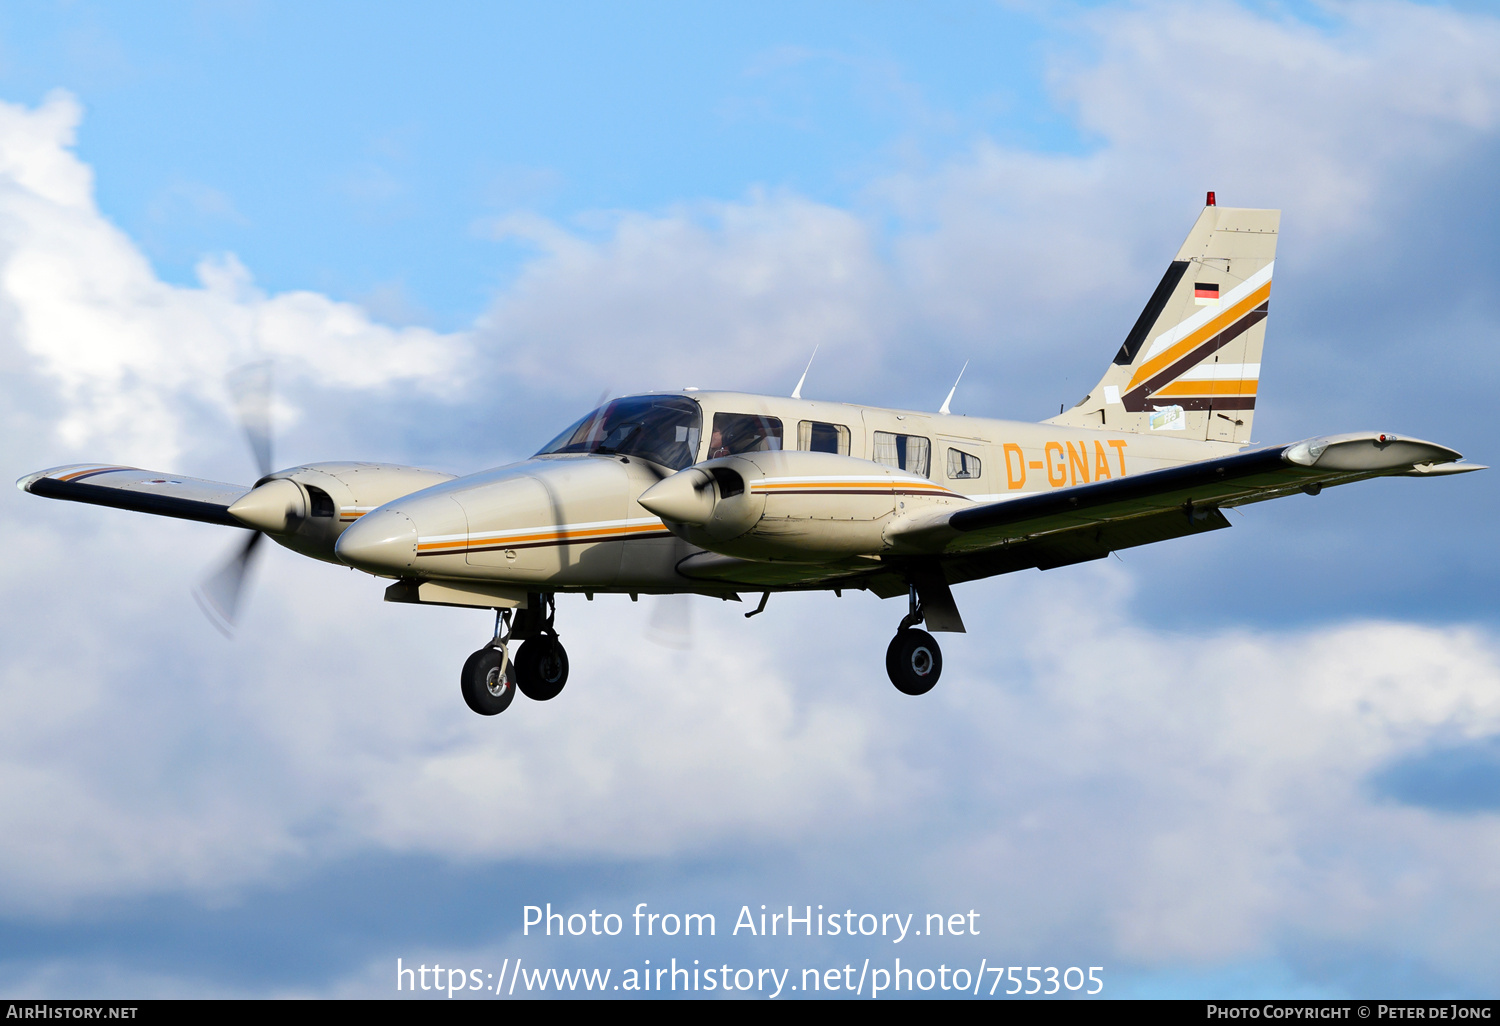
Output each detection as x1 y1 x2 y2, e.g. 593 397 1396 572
1206 190 1216 206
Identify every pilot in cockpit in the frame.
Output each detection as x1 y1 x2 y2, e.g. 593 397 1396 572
708 412 782 460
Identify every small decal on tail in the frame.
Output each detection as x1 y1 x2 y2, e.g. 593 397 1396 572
1150 405 1186 431
1194 282 1220 306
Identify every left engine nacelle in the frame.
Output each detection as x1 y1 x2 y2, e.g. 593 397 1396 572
227 461 455 564
637 450 967 562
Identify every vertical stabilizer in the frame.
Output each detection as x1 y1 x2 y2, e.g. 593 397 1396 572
1046 201 1279 444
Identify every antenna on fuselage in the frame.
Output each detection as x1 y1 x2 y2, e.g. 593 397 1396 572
938 360 969 415
790 345 819 400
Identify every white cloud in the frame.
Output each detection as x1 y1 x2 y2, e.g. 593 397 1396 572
477 196 891 404
0 91 472 470
931 575 1500 973
874 0 1500 373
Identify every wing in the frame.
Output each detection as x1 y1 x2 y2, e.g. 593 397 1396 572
18 464 252 528
885 432 1482 573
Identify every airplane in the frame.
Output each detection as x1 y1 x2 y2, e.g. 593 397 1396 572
17 195 1483 716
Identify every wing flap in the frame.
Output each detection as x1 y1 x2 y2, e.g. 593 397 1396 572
675 550 880 590
18 465 251 527
937 505 1232 586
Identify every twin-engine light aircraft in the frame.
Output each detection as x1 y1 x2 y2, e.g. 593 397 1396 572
19 198 1483 715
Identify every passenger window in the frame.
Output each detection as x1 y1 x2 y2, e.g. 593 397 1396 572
797 420 850 456
946 448 982 480
709 413 783 459
872 431 931 477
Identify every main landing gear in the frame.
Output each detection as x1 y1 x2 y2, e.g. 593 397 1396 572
461 594 569 715
886 584 942 696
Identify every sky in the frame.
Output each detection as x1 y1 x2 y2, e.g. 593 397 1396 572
1 0 1498 1000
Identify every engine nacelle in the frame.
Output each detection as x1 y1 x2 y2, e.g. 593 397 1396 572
228 461 455 564
637 450 967 562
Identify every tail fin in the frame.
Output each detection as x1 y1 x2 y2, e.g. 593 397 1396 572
1047 199 1279 444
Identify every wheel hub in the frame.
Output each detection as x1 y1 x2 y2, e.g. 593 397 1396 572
911 647 933 676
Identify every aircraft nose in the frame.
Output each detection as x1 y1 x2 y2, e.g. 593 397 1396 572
335 508 419 573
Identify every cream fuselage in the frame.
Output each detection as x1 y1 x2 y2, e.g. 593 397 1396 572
324 390 1240 595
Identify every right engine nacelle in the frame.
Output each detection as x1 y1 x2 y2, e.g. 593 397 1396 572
637 450 966 563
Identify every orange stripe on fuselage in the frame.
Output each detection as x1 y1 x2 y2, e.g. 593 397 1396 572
416 522 664 554
751 481 954 495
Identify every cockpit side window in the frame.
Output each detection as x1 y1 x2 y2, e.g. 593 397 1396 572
535 395 703 470
708 413 783 459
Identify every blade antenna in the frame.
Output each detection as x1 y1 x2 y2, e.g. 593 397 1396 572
938 360 969 415
790 345 819 400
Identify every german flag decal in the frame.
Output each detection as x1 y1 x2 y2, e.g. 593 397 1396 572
1122 261 1273 415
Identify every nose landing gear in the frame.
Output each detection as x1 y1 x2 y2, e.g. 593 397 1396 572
886 584 942 696
461 639 517 716
460 595 570 715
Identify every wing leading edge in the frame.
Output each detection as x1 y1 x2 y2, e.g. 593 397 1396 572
885 432 1481 561
18 465 251 528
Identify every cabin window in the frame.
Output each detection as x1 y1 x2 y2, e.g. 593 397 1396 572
797 420 850 456
709 413 783 459
946 448 982 480
872 431 931 477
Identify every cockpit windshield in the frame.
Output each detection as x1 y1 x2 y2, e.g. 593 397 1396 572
536 395 703 470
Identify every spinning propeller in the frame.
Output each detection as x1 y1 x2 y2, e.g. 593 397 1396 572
587 385 695 648
193 362 281 635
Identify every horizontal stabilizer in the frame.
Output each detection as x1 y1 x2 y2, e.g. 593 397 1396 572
18 465 251 527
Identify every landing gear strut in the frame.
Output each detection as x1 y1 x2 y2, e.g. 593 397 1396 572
460 595 570 715
886 584 941 696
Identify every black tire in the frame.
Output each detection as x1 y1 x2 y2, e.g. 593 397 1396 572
886 628 942 695
515 638 569 701
461 647 517 715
